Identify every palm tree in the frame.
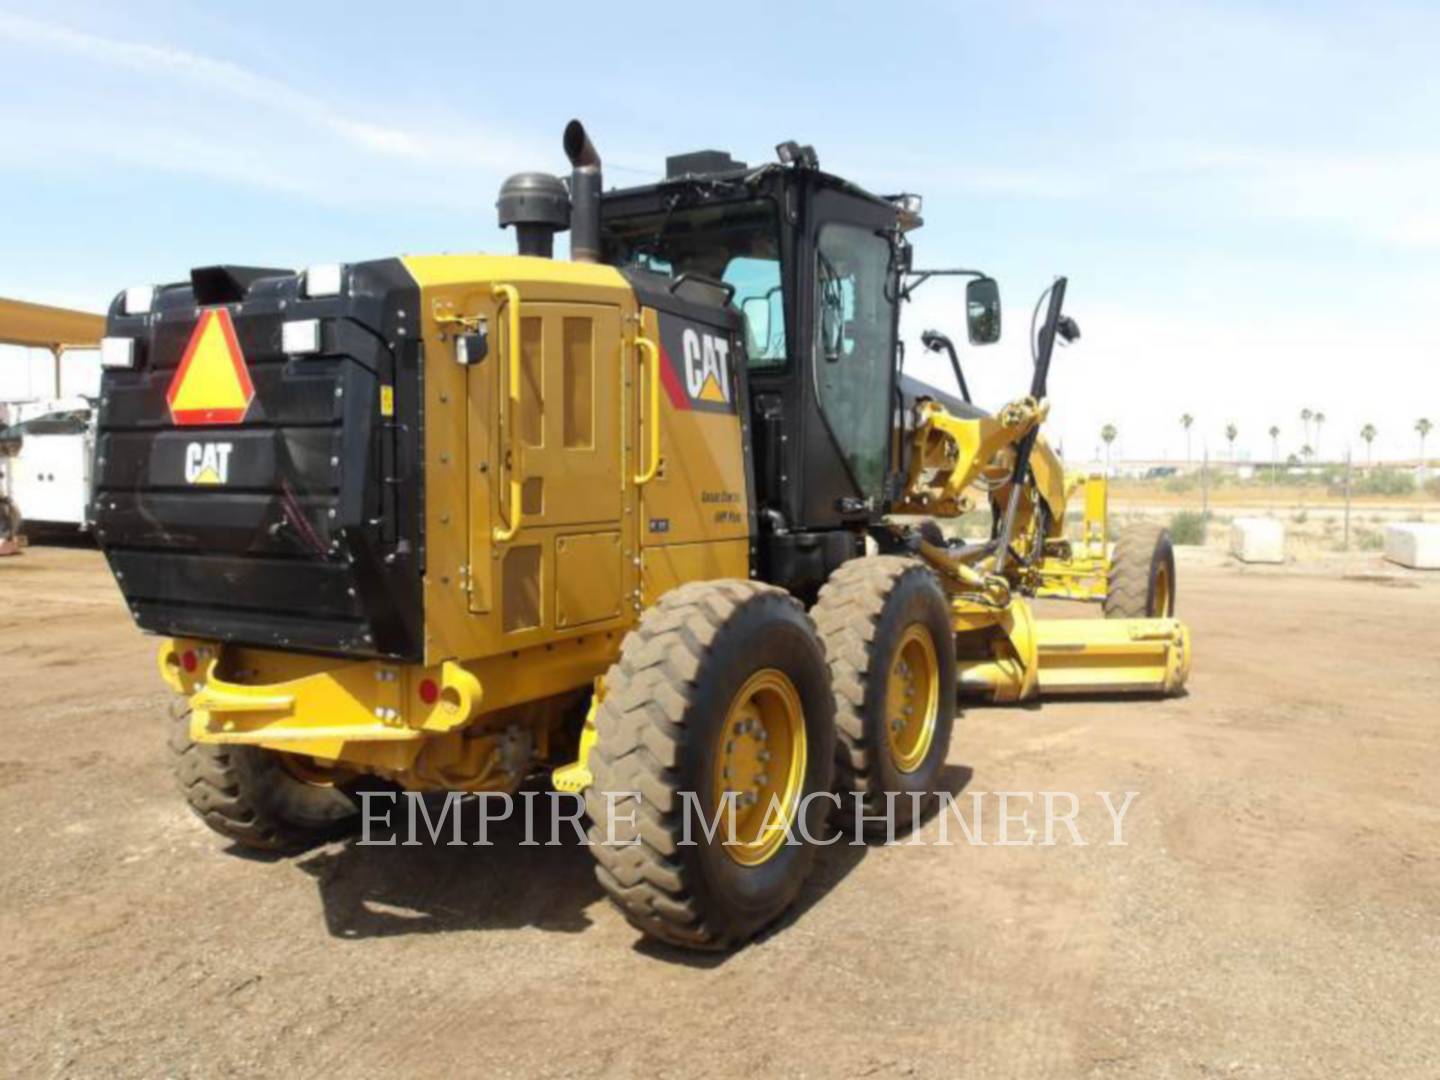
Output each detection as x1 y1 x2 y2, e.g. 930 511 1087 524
1360 424 1377 465
1224 422 1238 462
1268 425 1280 484
1300 408 1313 448
1180 413 1194 464
1314 411 1326 461
1101 423 1117 476
1301 444 1314 464
1418 418 1433 467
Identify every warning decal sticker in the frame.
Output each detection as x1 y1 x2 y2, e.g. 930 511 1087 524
166 309 255 426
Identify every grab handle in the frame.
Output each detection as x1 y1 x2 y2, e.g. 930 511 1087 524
634 335 663 486
492 284 523 541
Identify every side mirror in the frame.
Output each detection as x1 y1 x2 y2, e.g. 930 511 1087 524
741 295 771 356
965 277 1001 346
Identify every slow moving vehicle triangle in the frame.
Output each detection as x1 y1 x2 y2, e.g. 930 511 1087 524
167 308 255 425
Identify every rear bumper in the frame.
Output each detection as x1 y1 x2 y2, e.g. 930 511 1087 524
157 638 481 757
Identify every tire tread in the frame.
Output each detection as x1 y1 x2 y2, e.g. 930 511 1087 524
169 707 354 852
812 555 935 815
586 579 816 950
1104 523 1171 618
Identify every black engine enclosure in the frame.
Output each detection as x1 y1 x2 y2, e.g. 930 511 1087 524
93 261 424 660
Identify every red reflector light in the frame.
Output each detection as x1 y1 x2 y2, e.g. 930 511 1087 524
181 650 198 673
418 678 439 705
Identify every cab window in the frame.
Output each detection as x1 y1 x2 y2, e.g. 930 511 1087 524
602 198 787 369
813 222 896 498
724 257 785 366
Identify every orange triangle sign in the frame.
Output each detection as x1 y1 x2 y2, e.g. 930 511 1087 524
167 309 255 425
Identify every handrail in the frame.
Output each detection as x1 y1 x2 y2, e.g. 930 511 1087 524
634 334 663 485
492 284 523 542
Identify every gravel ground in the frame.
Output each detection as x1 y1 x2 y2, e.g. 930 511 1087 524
1 546 1437 1078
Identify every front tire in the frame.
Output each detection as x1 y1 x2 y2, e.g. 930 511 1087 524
169 705 361 852
585 580 836 950
1104 524 1176 618
812 556 957 830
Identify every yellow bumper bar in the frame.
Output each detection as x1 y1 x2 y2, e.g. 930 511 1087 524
157 639 483 749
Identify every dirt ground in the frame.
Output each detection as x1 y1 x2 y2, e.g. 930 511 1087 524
2 546 1437 1079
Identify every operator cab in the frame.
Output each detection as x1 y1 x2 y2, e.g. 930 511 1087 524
599 144 998 595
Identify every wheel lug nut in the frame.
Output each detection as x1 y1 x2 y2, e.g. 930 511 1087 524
755 773 769 787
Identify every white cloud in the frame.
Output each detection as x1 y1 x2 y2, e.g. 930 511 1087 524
0 12 533 170
0 11 551 211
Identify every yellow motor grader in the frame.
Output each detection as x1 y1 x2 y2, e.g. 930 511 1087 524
92 122 1188 949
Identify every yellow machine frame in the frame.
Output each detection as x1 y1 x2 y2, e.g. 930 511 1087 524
157 262 1187 792
162 256 749 790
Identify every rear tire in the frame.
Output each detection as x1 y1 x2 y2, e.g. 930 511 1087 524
585 580 836 950
169 704 361 852
1104 524 1176 618
812 556 956 831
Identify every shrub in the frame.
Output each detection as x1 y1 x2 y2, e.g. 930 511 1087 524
1163 474 1197 495
1354 468 1416 497
1169 510 1207 546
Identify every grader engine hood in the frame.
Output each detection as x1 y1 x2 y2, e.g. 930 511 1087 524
93 261 424 660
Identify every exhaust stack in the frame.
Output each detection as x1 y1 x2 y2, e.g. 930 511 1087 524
563 119 602 263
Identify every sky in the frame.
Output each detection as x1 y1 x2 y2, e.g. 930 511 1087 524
2 0 1437 463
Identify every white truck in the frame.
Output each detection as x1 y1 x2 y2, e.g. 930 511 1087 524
0 296 105 550
0 396 95 538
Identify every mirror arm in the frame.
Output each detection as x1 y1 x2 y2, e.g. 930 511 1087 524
901 267 990 301
922 331 971 404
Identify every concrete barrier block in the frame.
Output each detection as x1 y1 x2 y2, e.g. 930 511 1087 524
1385 524 1440 569
1229 517 1285 563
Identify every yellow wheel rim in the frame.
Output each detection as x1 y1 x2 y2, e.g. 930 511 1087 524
1154 563 1172 616
712 668 807 867
886 624 940 774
